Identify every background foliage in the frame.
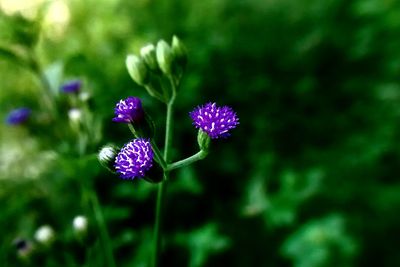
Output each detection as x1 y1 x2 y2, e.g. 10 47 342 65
1 0 400 266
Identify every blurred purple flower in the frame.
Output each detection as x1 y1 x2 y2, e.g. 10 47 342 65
189 102 239 139
112 96 144 123
60 80 82 93
115 138 154 179
5 108 31 125
13 238 33 258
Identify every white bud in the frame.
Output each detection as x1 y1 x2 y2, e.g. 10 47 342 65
79 91 91 102
73 215 88 233
98 144 118 172
98 145 116 162
68 108 82 123
34 225 55 245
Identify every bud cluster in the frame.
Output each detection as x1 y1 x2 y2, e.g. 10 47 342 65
126 35 187 103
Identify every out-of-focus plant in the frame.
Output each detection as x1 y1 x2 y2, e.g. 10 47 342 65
0 5 110 267
282 214 357 267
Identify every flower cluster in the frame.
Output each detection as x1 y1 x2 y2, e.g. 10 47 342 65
114 138 154 179
5 108 31 125
100 36 240 181
190 102 239 139
112 96 144 123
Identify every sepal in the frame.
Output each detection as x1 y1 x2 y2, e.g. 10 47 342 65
197 129 211 152
172 35 187 69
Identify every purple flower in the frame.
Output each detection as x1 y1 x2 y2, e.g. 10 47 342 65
13 238 33 258
5 108 31 125
60 80 82 93
115 138 154 179
189 102 239 139
112 96 144 123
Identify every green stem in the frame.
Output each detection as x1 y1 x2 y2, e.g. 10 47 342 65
145 84 166 103
151 140 167 170
127 124 166 169
87 189 117 267
152 175 167 267
127 123 138 137
163 102 174 161
152 77 177 267
167 150 208 171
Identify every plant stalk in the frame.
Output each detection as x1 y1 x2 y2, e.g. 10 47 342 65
152 77 177 267
85 186 116 267
167 150 208 171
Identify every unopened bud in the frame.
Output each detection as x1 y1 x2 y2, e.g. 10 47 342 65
68 108 82 123
140 44 159 71
126 54 149 86
34 225 55 246
156 40 174 75
98 144 118 173
73 215 88 235
79 91 91 102
172 35 187 68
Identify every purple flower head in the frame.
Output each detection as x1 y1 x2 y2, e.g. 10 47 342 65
5 108 31 125
115 138 154 179
13 238 33 258
61 80 82 93
189 102 239 139
112 96 144 123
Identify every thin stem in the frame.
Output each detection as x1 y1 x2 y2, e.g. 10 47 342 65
127 123 167 169
163 102 174 162
152 175 167 267
168 76 177 99
152 77 177 267
87 188 117 267
162 76 177 162
127 123 138 137
145 85 166 103
167 150 208 171
151 140 167 170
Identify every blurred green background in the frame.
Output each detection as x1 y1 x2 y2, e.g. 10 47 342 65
1 0 400 266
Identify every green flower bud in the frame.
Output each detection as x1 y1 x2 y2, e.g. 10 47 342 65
126 54 149 85
98 144 118 173
197 129 211 152
172 35 187 68
156 40 174 75
140 44 159 71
